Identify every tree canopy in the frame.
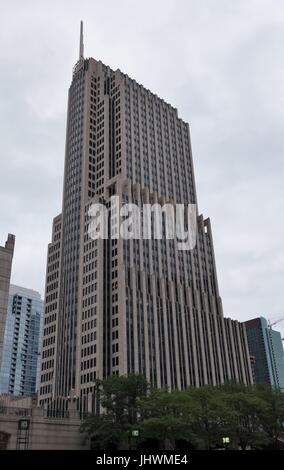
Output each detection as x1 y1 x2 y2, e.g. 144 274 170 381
80 374 284 450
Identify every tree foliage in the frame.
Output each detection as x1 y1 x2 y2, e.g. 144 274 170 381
80 375 284 450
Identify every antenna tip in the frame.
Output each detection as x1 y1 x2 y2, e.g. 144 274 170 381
79 20 84 60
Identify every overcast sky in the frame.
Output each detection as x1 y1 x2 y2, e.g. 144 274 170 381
1 0 284 335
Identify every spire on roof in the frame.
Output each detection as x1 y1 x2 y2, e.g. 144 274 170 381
79 20 84 60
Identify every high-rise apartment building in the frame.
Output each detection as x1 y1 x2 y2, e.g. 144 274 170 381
0 234 15 368
244 317 284 389
0 285 43 396
39 24 252 410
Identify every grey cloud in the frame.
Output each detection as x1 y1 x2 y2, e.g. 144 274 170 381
0 0 283 336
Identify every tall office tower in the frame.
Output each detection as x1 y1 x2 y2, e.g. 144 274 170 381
0 234 15 368
0 285 43 396
39 24 252 410
244 317 284 389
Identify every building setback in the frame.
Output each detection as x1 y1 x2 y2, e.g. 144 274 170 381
244 317 284 389
0 285 43 396
0 234 15 368
39 24 253 412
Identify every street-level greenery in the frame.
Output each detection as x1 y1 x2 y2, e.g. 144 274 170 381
80 374 284 450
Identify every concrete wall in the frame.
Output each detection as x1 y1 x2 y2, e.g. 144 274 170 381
0 406 89 450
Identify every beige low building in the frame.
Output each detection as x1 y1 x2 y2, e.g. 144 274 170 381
0 395 88 450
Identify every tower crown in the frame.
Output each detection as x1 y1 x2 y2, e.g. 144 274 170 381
73 21 85 77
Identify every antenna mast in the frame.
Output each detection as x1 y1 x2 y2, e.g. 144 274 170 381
79 20 84 60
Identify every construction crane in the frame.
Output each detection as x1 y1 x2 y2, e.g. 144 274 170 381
268 317 284 328
268 318 284 341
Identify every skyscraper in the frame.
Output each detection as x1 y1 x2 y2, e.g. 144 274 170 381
244 317 284 389
39 24 252 410
0 234 15 368
0 285 43 396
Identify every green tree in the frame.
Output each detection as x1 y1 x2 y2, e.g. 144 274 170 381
80 374 149 449
221 382 269 450
184 385 231 449
80 414 122 450
80 376 284 450
140 388 194 449
254 384 284 449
